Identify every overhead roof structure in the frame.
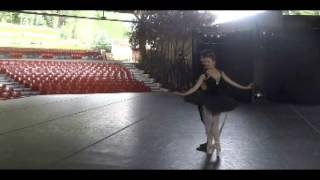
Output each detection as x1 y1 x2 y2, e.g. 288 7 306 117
3 10 138 23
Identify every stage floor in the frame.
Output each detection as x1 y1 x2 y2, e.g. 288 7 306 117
1 93 320 169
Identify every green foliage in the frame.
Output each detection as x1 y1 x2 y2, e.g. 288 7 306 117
129 11 215 59
92 35 112 52
128 11 216 90
283 10 320 16
0 10 132 50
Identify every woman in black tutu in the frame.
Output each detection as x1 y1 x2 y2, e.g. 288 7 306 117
174 50 253 157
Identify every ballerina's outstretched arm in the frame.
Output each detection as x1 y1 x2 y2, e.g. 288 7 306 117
221 72 253 90
173 74 206 96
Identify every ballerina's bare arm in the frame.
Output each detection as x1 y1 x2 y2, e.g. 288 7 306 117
179 74 206 96
221 72 253 90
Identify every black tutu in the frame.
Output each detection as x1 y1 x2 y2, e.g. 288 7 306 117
184 72 239 113
184 90 238 113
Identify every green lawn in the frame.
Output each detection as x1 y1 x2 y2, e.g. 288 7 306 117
0 17 132 50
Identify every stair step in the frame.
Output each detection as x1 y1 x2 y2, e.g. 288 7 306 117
160 88 169 92
15 84 25 88
132 70 144 73
5 82 20 85
125 66 134 69
7 83 24 87
146 79 155 83
143 74 150 78
0 77 10 80
21 91 40 96
136 77 153 80
136 76 154 80
132 73 144 76
151 89 163 92
143 81 154 84
145 82 161 87
150 86 161 89
139 80 155 84
124 64 162 92
0 81 18 85
135 75 150 79
123 65 135 68
13 87 31 91
134 74 147 77
0 76 11 80
147 85 161 89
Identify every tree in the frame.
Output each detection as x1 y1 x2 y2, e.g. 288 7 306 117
128 11 152 60
11 12 21 24
0 12 12 22
284 10 320 16
93 34 112 52
128 11 216 90
129 11 215 60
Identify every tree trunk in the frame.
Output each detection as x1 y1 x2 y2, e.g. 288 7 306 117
139 37 147 61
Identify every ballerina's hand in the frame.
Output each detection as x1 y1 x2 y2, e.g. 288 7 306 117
246 83 254 90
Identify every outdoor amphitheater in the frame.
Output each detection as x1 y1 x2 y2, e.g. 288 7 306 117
1 10 320 170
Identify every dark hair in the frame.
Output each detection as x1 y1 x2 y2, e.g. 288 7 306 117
200 49 216 60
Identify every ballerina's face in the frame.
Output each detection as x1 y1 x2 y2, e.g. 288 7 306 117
201 57 216 70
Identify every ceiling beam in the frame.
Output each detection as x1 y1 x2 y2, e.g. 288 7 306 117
3 10 138 23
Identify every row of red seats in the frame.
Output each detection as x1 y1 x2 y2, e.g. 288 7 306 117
1 60 131 67
5 67 130 72
0 60 151 96
0 47 100 55
11 73 133 79
0 61 123 68
0 63 133 80
1 61 132 72
3 53 101 60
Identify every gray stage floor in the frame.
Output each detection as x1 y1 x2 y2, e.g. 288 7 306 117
0 93 320 169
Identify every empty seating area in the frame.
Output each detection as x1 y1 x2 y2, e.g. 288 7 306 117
0 47 102 60
0 60 151 100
